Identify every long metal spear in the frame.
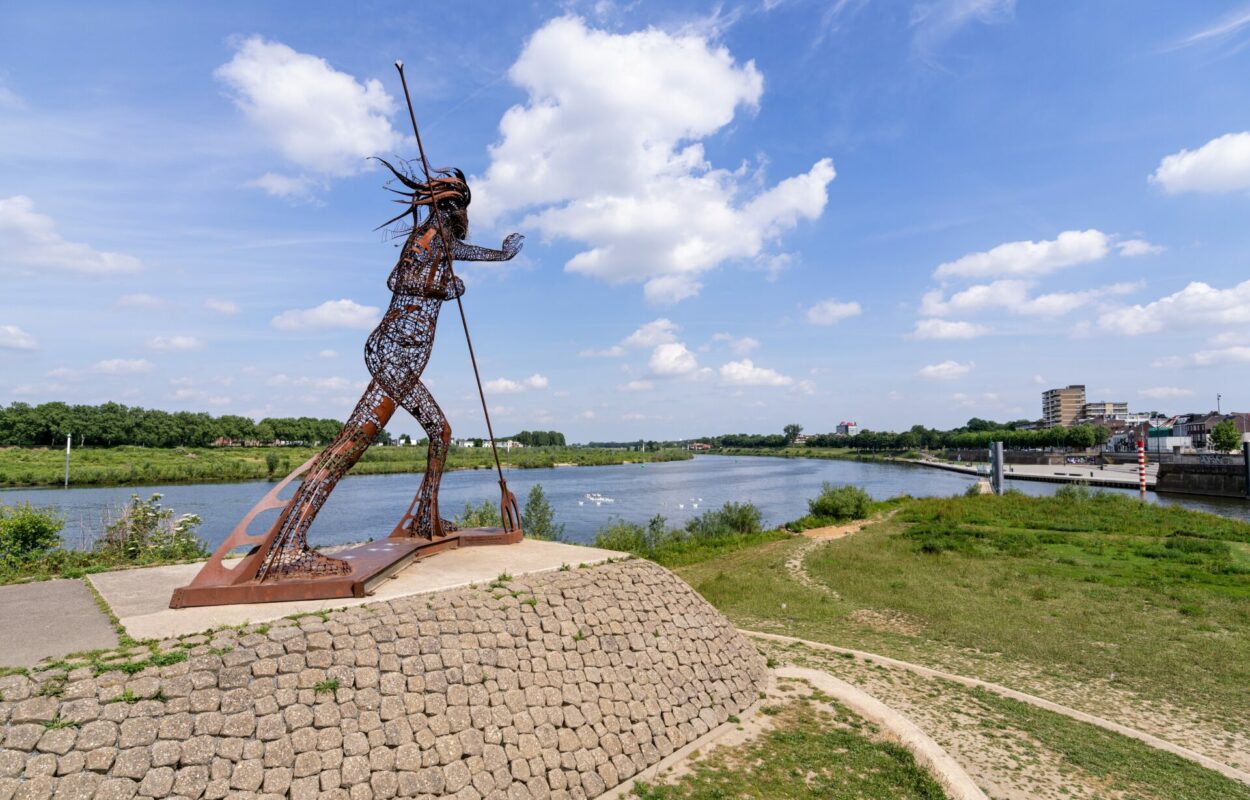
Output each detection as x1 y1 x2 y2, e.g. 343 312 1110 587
393 61 517 527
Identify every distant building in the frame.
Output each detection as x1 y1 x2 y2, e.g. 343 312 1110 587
1042 385 1086 427
688 442 712 451
836 421 860 436
500 440 524 450
1082 401 1128 420
793 434 810 445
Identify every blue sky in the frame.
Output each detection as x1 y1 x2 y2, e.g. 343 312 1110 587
2 1 1249 441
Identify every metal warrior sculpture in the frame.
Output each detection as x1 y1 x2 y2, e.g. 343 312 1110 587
171 62 524 608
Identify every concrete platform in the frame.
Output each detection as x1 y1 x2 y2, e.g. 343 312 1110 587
90 538 624 641
0 579 118 667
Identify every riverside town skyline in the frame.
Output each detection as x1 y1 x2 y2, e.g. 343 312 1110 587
3 3 1249 441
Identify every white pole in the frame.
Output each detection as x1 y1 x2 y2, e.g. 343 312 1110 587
64 434 71 489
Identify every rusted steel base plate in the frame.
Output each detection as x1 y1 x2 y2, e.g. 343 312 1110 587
169 529 522 609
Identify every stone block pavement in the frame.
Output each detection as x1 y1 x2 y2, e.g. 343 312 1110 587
0 560 768 799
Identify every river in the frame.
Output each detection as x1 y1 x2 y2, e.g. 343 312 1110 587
2 455 1247 550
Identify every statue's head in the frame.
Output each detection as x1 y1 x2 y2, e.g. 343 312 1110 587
373 159 471 238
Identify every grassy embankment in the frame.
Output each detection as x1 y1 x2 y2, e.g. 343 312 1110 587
605 489 1250 799
0 445 691 488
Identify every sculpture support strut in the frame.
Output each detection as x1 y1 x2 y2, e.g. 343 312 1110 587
169 61 526 609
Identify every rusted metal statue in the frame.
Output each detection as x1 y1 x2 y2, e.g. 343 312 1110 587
171 62 524 608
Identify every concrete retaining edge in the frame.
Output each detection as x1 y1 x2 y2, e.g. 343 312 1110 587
777 666 988 800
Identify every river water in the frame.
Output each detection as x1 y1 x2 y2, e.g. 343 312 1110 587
2 455 1247 549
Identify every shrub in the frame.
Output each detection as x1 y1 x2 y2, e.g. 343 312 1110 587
522 484 565 542
456 500 502 529
684 502 762 539
97 494 209 563
808 483 871 521
0 503 63 562
593 520 651 554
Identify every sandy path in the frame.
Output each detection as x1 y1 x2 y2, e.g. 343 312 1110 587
750 632 1250 793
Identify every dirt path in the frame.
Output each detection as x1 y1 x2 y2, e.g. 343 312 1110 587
749 632 1250 795
784 511 897 596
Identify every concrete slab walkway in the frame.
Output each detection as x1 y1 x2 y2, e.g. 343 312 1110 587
0 578 118 667
90 538 624 641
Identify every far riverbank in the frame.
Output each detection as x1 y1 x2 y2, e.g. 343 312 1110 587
0 445 691 489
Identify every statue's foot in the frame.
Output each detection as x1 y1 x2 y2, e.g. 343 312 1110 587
267 548 352 579
439 517 459 534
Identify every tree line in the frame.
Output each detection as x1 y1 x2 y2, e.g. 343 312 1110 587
710 418 1112 452
501 430 567 447
0 402 348 448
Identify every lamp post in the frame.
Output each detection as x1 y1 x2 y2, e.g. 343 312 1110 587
63 434 71 489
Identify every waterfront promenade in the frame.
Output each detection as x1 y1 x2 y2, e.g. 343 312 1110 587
911 457 1159 490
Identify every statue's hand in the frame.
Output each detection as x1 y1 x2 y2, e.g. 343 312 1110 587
502 233 524 259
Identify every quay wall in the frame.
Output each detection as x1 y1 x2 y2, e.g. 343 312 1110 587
0 560 766 799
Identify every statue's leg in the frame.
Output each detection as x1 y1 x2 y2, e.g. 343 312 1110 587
256 380 395 580
389 380 454 539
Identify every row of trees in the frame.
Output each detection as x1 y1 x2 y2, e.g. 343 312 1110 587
713 419 1112 452
0 402 347 448
503 430 567 447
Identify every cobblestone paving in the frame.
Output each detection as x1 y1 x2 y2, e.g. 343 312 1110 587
0 560 766 799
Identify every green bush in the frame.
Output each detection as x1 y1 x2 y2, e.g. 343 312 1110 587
0 503 63 562
593 520 653 554
455 500 502 529
684 501 762 539
97 494 209 563
593 504 774 566
522 484 565 542
808 483 871 521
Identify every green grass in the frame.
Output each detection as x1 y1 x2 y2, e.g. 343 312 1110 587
631 699 946 799
676 491 1250 729
0 444 692 488
966 686 1250 800
314 678 340 695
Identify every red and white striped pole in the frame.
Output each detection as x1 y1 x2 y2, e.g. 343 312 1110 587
1137 438 1146 497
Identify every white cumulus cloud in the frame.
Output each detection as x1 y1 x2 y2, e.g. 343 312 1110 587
0 325 37 350
710 333 760 354
271 299 380 331
215 36 403 183
934 229 1110 281
1150 132 1250 194
1116 239 1165 257
649 342 699 376
1098 279 1250 335
0 195 142 275
149 335 203 352
622 319 679 348
94 358 154 375
806 299 862 325
910 319 988 339
472 16 835 303
484 374 549 394
719 359 792 387
618 380 654 392
204 298 241 315
1153 346 1250 368
918 360 973 380
922 280 1136 318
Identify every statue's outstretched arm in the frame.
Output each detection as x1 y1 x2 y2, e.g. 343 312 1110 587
453 233 524 262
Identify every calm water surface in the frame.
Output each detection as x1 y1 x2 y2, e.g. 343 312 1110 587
3 455 1247 550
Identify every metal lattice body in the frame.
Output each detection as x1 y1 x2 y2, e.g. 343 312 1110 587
170 145 525 607
255 200 523 581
